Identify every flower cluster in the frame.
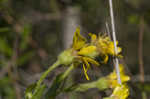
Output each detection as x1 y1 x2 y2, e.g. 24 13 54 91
105 64 130 99
60 28 122 80
26 28 130 99
67 28 130 98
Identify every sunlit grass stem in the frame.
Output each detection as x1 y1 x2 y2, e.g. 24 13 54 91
109 0 122 84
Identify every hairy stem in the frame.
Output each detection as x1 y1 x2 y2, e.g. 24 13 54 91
34 60 60 93
60 64 74 80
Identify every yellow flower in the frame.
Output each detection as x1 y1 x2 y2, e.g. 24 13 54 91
89 34 122 63
89 33 97 43
71 29 123 80
111 84 129 99
71 28 100 80
72 27 86 50
97 36 122 56
78 56 99 80
107 64 130 88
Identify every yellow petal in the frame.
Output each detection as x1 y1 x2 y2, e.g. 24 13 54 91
107 64 130 88
78 46 98 58
83 57 99 66
89 33 97 42
122 75 130 82
112 84 129 99
72 27 86 50
83 64 90 80
102 55 109 64
116 41 119 45
97 35 122 56
82 57 91 70
107 42 115 55
117 47 122 54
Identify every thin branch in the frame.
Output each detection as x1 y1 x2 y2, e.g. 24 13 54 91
7 36 22 99
138 16 145 83
105 22 111 39
138 16 147 99
109 0 122 84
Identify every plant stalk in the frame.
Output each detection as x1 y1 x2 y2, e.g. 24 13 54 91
109 0 122 84
138 16 147 99
60 64 74 80
34 60 60 93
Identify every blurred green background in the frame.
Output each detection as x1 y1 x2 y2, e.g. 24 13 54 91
0 0 150 99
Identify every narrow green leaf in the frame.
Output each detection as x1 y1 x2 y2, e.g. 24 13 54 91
25 83 36 99
65 77 109 92
0 37 12 56
20 24 31 50
32 84 46 99
34 61 60 94
0 27 10 33
45 65 74 99
45 73 64 99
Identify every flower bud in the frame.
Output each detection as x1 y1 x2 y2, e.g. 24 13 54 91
58 49 74 65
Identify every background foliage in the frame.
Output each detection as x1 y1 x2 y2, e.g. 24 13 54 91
0 0 150 99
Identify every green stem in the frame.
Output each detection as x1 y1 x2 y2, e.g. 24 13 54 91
142 91 147 99
44 64 74 99
60 64 74 81
34 60 60 93
74 77 109 92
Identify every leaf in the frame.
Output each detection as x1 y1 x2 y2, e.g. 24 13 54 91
44 73 66 99
0 27 10 33
143 84 150 92
20 24 31 50
32 84 46 99
25 83 46 99
17 51 34 66
137 83 150 92
45 65 74 99
0 77 16 99
25 83 36 99
64 77 109 92
0 37 12 56
128 15 139 24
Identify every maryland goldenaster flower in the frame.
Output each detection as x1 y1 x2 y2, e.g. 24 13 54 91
71 28 99 80
111 84 129 99
107 64 130 88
